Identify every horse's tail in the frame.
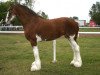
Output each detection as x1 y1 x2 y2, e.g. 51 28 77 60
74 32 79 42
74 22 79 42
64 18 79 42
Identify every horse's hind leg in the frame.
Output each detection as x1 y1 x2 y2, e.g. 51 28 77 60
68 35 82 67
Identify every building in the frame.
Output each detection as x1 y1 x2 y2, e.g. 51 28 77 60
75 20 86 27
89 20 96 27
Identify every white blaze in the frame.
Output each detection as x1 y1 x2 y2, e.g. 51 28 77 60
5 11 15 23
10 15 15 21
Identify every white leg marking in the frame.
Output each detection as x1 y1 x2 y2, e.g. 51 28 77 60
52 40 57 63
31 46 41 71
5 12 9 22
69 35 82 67
36 34 42 42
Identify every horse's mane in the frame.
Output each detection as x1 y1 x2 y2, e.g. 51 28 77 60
16 4 44 19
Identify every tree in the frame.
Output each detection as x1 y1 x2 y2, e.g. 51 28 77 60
37 11 49 19
24 0 35 9
41 12 49 19
0 1 21 25
9 0 20 3
8 0 35 9
73 16 79 20
0 1 11 21
0 0 48 26
89 2 100 25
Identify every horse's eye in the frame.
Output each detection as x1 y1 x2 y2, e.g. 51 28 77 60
9 12 11 15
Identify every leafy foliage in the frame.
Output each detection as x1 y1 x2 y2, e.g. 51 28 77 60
0 0 48 26
89 2 100 25
73 16 79 20
0 1 21 25
0 1 10 21
37 11 49 19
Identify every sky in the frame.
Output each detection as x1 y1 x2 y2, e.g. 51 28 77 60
1 0 100 22
33 0 100 22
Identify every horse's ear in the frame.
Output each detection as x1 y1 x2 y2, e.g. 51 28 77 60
9 2 15 7
14 1 18 5
10 1 18 7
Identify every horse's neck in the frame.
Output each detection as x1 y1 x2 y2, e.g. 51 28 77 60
16 12 31 25
16 9 36 26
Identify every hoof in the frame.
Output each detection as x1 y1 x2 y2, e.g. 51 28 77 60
70 60 82 67
70 60 75 65
74 61 82 67
52 60 57 63
31 61 41 71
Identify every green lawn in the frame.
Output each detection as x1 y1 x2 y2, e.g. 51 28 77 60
79 28 100 32
0 34 100 75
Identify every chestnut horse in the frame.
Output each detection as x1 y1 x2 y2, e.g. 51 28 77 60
5 4 82 71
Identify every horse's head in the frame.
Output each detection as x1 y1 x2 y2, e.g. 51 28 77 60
5 4 16 24
4 3 42 25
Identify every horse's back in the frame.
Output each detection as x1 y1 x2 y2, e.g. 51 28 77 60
48 17 79 35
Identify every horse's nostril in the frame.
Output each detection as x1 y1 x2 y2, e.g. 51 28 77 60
2 21 9 26
3 22 6 24
3 22 8 25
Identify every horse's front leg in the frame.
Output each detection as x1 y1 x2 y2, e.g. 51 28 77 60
29 39 41 71
31 46 41 71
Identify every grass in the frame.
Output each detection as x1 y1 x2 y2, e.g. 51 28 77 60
0 34 100 75
79 28 100 32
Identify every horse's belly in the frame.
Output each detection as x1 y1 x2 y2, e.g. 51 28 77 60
40 32 63 41
37 25 65 41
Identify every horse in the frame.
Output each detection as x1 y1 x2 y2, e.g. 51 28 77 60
5 3 82 71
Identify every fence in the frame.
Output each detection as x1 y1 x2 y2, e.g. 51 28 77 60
0 26 100 34
0 26 23 31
